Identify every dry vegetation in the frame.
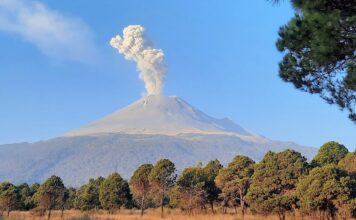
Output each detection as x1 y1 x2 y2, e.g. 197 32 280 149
4 209 352 220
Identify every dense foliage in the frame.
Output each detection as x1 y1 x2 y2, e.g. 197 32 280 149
98 172 131 211
0 182 20 216
215 155 254 216
296 164 356 219
129 164 153 216
312 141 349 166
246 150 309 220
0 141 354 220
34 175 65 219
148 159 177 218
74 177 104 211
274 0 356 121
172 165 208 213
338 152 356 176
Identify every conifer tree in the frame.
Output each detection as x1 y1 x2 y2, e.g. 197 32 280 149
130 164 153 216
35 176 66 220
273 0 356 121
0 182 20 217
246 150 309 220
99 173 130 212
149 159 176 218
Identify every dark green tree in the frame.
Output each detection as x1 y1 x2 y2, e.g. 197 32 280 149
214 168 237 214
30 183 40 193
149 159 177 218
130 164 153 216
17 183 38 210
203 159 222 214
297 164 356 219
246 150 309 220
274 0 356 121
312 141 349 167
215 155 254 218
99 173 131 212
35 176 66 220
74 177 104 211
17 183 32 210
63 187 76 210
27 183 40 210
0 182 20 217
174 165 208 214
74 185 90 211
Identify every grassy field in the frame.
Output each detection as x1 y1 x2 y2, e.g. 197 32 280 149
2 208 345 220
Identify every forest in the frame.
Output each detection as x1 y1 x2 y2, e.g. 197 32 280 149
0 141 355 220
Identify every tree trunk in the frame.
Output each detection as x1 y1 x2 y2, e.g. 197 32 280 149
292 203 297 220
278 212 285 220
6 209 10 217
141 195 145 216
223 201 228 214
47 209 52 220
210 202 215 214
202 204 207 214
239 188 245 219
61 207 64 219
222 197 228 214
160 197 164 218
234 205 237 214
318 208 323 220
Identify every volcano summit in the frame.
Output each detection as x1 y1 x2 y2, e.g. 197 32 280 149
66 95 251 137
0 95 317 186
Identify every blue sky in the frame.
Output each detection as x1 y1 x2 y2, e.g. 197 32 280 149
0 0 355 150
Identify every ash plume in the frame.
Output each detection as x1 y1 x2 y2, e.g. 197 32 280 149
110 25 166 95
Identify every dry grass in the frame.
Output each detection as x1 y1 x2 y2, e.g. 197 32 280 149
2 209 352 220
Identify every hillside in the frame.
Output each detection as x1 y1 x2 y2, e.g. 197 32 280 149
0 95 317 186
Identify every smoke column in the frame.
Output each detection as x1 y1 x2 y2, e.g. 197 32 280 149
110 25 166 95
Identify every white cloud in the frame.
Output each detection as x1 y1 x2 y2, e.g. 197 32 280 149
0 0 96 62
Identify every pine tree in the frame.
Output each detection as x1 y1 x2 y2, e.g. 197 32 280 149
246 150 309 220
274 0 356 121
0 182 20 217
35 176 66 220
203 159 223 214
215 155 254 217
297 164 356 219
99 173 130 212
130 164 153 216
312 141 349 167
148 159 176 218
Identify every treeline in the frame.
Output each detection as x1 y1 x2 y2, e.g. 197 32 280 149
0 141 355 220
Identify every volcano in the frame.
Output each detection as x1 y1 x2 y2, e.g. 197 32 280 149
0 95 317 186
66 95 251 137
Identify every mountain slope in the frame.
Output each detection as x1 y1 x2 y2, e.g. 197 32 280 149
65 95 250 136
0 95 318 186
0 134 316 186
